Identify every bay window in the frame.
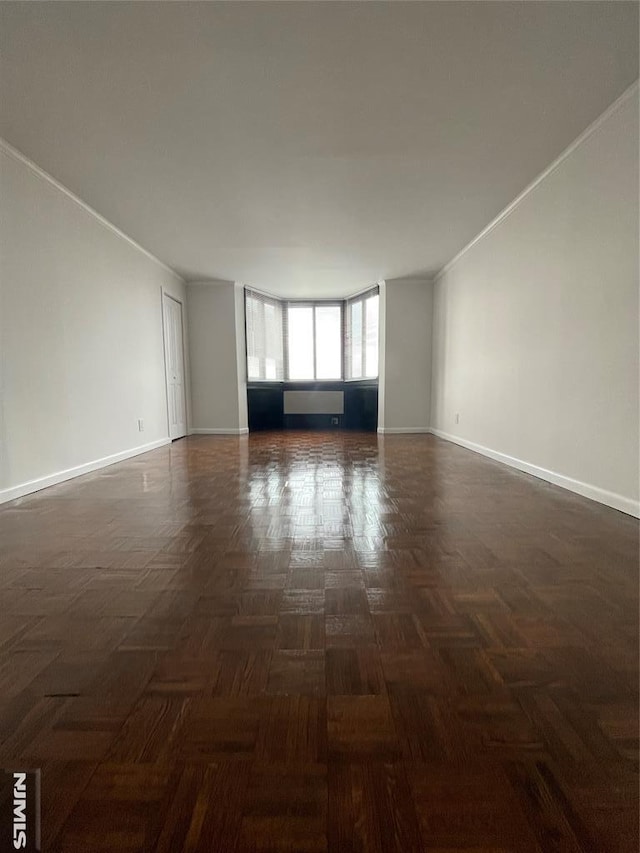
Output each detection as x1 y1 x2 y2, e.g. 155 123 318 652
245 287 378 382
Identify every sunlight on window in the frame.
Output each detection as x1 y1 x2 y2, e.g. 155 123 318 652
248 355 260 379
287 305 314 380
315 305 342 379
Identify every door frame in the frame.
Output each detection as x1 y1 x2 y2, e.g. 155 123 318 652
161 288 188 440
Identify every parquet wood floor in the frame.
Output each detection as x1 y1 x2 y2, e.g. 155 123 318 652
0 432 637 851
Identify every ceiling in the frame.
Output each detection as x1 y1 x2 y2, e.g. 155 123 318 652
1 2 638 297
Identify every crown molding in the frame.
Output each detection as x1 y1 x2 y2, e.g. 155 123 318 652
186 279 235 287
434 79 639 283
0 137 184 283
384 277 434 286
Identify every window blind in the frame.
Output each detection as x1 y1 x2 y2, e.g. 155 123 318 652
245 289 284 381
345 288 379 380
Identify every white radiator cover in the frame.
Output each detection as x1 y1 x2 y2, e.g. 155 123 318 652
283 390 344 415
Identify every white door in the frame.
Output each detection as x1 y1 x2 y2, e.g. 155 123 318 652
163 293 187 440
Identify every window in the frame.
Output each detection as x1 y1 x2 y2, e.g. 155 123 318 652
245 290 284 380
286 303 342 381
287 305 315 380
314 304 342 380
345 290 379 380
245 287 378 382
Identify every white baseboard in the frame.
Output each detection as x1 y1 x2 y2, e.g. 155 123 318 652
190 427 249 435
429 428 639 518
377 426 431 434
0 438 171 505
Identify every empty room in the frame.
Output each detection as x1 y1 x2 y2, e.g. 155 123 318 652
0 2 638 851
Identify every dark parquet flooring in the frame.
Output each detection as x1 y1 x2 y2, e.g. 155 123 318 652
0 432 638 851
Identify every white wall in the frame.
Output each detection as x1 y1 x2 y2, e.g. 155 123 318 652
378 277 433 433
430 88 639 516
0 142 188 502
186 281 248 434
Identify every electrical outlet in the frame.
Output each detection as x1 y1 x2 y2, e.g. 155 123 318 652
331 417 339 426
454 413 460 424
137 418 144 432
